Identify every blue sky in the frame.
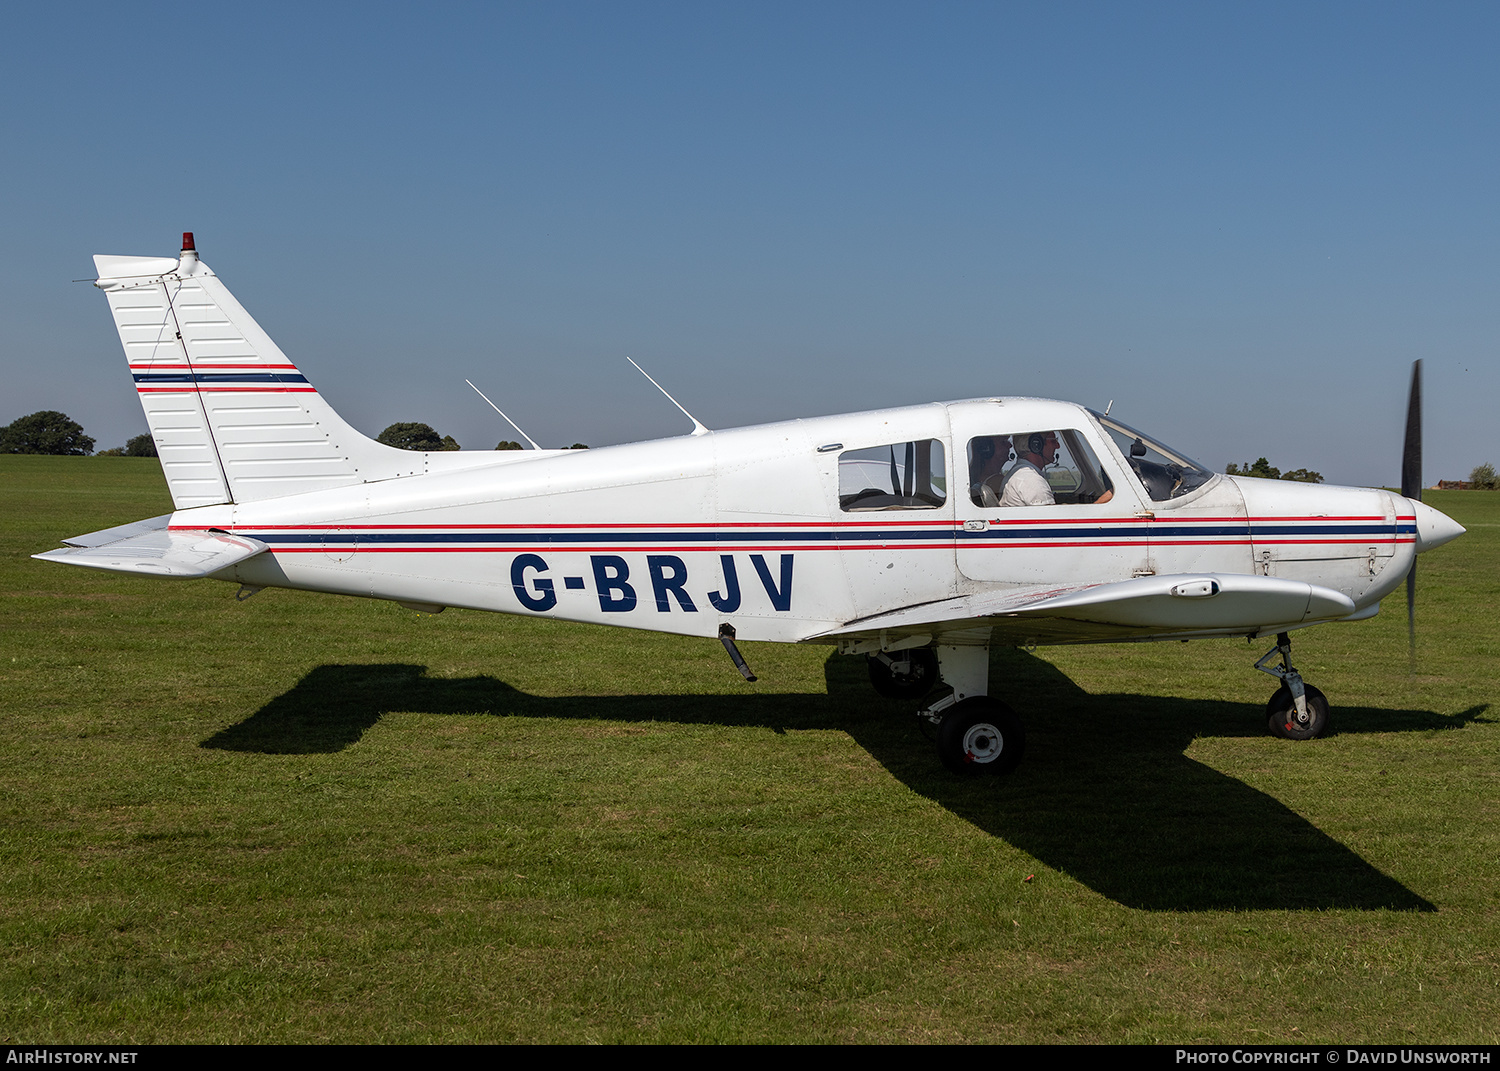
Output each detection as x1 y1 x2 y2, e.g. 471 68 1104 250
2 2 1495 485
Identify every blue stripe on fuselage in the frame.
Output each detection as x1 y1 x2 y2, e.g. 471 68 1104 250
132 372 310 384
237 521 1404 547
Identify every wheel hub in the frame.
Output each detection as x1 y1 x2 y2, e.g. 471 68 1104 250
962 722 1004 764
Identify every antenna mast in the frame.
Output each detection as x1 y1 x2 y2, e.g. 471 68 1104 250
465 380 542 450
626 357 710 436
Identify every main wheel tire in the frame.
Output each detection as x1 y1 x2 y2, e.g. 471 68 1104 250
867 647 939 700
937 697 1026 776
1266 683 1330 740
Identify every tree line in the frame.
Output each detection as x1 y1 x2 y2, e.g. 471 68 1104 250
374 423 587 451
1223 457 1324 483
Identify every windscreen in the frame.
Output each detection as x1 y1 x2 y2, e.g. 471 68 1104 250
1090 412 1216 502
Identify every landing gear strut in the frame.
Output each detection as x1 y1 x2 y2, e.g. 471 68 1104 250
910 638 1026 776
866 647 939 699
1254 632 1330 740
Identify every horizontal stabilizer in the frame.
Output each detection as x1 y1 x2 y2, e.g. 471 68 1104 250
816 573 1357 647
34 517 268 579
57 513 175 547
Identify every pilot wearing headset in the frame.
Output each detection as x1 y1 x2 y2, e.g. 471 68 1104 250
998 431 1061 507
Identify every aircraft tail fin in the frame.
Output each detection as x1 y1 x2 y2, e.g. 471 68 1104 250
93 234 426 509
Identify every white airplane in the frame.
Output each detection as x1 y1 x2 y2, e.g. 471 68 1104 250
38 234 1465 775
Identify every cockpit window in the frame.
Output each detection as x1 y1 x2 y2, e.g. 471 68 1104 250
1090 412 1216 501
839 440 947 511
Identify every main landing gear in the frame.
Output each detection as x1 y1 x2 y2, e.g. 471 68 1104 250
868 639 1025 776
1254 632 1330 740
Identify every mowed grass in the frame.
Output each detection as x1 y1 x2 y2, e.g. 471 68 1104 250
1 455 1496 1044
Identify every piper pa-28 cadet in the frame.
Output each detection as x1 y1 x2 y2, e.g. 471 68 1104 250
38 234 1465 775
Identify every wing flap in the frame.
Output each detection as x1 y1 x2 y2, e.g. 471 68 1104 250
34 521 268 579
814 574 1357 646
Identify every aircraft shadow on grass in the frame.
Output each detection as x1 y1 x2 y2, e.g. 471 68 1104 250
204 650 1487 913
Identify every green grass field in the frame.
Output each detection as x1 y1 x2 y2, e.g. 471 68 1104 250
1 455 1496 1043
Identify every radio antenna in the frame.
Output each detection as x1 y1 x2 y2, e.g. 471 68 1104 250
626 357 710 436
465 380 542 450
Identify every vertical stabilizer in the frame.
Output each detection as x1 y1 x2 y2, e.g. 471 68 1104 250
93 234 424 508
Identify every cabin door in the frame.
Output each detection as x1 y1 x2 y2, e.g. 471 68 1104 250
948 406 1154 585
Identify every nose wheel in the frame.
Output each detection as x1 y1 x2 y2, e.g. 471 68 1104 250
1255 632 1331 740
1267 683 1329 740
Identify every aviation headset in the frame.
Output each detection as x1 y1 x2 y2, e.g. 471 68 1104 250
1026 432 1050 457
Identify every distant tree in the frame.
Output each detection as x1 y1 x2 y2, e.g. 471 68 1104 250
97 434 155 458
496 440 523 451
568 443 589 450
1281 468 1324 484
97 434 156 458
378 422 442 450
125 433 158 457
377 422 461 451
0 411 95 455
1470 462 1498 490
1226 457 1280 480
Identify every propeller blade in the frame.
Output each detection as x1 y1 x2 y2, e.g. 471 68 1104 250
1407 564 1416 671
1401 360 1422 501
1401 359 1422 669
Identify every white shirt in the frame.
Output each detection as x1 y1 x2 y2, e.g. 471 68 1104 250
998 459 1054 507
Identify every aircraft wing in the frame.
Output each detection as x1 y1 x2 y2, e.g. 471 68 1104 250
33 516 269 579
814 574 1359 647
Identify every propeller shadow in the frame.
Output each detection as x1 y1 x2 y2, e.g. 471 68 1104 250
204 650 1470 912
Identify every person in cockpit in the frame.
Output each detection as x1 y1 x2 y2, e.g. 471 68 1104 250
999 431 1060 507
970 436 1012 506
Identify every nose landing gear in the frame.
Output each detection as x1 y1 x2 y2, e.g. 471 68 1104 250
1255 632 1330 740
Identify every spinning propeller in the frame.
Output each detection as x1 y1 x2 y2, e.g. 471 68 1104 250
1400 360 1422 666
